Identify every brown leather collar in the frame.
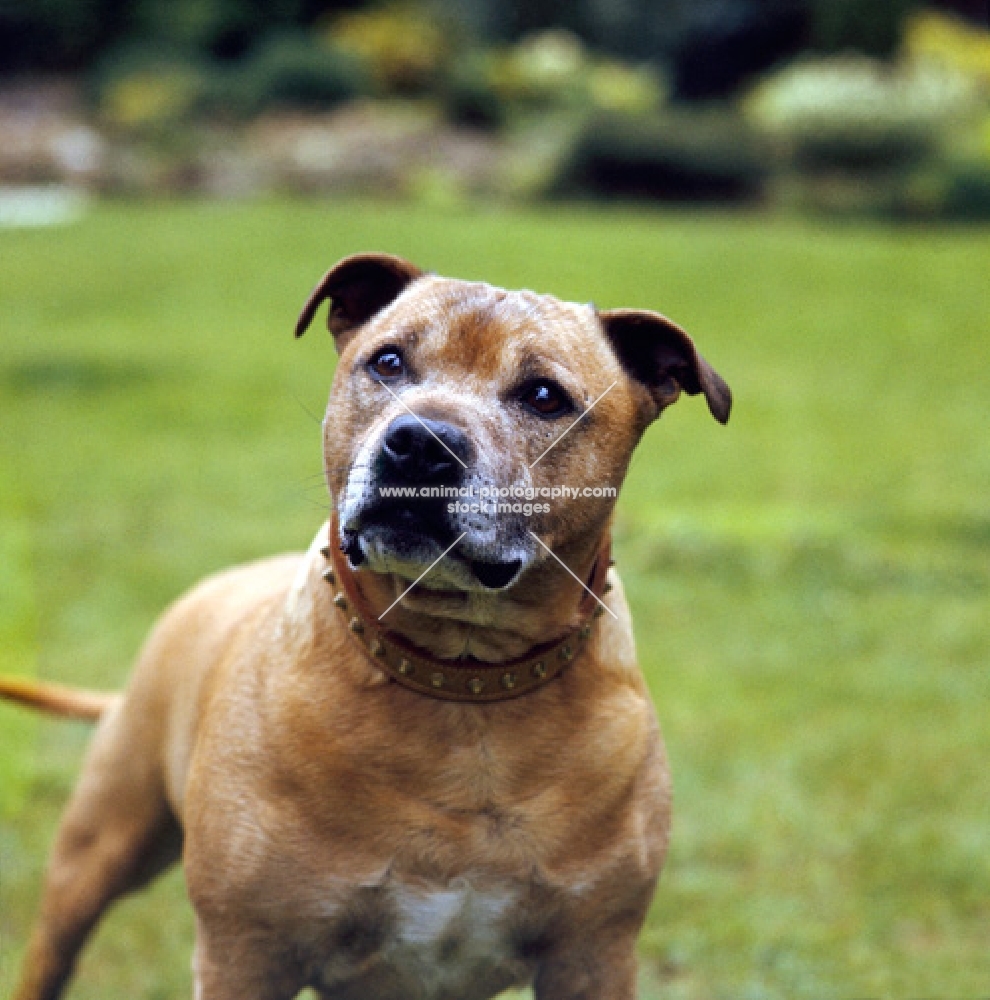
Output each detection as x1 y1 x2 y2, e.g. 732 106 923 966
321 515 612 703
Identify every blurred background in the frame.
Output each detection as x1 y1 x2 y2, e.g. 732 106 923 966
1 2 989 999
1 0 989 213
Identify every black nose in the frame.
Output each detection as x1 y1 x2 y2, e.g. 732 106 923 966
382 414 470 485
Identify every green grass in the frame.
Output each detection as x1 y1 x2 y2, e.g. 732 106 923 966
1 199 988 998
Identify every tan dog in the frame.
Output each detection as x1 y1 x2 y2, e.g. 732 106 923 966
0 254 730 1000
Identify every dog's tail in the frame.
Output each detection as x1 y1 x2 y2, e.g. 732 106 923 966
0 676 116 722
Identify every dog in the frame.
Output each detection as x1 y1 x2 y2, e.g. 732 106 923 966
0 253 730 1000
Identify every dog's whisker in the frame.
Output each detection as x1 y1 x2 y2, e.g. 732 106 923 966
289 391 326 427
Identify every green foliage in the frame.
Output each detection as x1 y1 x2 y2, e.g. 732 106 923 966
330 5 450 94
92 33 372 126
586 60 666 117
745 54 981 171
558 109 766 201
488 29 588 110
1 201 989 996
942 156 990 217
223 31 371 116
904 9 990 89
0 0 125 72
808 0 918 58
129 0 261 55
743 45 990 218
442 50 508 129
3 0 929 97
0 0 362 76
441 34 664 130
92 44 212 131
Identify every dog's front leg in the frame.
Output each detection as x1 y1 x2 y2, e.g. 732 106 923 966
191 918 306 1000
532 929 640 1000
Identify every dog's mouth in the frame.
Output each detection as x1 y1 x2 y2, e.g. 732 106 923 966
343 500 526 592
468 558 523 590
349 499 453 558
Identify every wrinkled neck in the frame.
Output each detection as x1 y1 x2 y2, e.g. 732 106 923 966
326 529 609 663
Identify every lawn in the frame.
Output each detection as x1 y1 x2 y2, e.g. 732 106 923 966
1 199 988 999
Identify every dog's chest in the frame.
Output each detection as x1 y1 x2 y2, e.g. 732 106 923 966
315 878 535 1000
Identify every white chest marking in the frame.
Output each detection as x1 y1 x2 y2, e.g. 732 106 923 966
320 880 531 1000
397 880 511 946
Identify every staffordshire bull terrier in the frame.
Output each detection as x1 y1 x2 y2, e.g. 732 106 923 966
1 252 730 1000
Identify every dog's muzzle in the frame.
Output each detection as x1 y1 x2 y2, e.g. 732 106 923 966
340 415 531 591
349 414 470 551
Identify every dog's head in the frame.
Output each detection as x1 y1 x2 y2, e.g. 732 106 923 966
297 253 730 595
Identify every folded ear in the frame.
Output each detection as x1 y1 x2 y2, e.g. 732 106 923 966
295 253 425 349
599 308 731 424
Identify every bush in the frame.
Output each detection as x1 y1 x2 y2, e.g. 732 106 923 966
586 59 666 116
219 32 371 118
904 10 990 90
557 108 767 202
330 6 449 94
441 35 664 130
807 0 917 59
886 158 990 221
92 45 211 131
442 51 508 129
941 157 990 218
670 0 808 101
861 156 990 221
745 55 980 171
488 29 588 110
0 0 127 73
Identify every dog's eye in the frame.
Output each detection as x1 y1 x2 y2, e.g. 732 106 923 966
369 348 405 380
521 380 571 418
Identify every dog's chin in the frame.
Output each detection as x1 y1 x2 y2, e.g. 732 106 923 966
349 524 526 593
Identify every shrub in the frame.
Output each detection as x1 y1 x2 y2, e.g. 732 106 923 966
330 6 449 94
442 51 508 129
670 0 808 101
745 55 980 171
441 0 807 100
904 10 990 90
441 39 663 129
489 30 588 110
557 108 767 202
869 155 990 221
807 0 916 59
587 60 666 116
221 32 371 118
940 157 990 218
92 45 210 131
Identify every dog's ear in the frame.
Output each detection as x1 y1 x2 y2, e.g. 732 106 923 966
599 308 731 424
295 253 425 348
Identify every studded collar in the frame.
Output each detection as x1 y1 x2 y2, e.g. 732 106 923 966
321 515 612 703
